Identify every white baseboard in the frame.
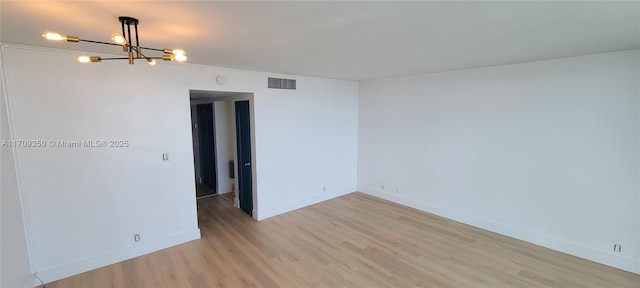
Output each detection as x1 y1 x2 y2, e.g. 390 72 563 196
358 185 639 275
37 229 201 284
254 185 356 221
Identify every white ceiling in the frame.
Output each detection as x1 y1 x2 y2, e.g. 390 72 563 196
2 1 638 81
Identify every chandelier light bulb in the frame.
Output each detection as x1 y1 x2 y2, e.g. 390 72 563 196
172 49 186 56
174 53 188 62
111 33 126 45
43 31 66 42
77 56 101 63
147 58 157 66
77 56 91 63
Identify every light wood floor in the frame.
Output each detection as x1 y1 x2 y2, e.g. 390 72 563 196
219 191 235 205
48 192 639 287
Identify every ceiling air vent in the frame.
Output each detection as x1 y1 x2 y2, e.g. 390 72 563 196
268 77 296 90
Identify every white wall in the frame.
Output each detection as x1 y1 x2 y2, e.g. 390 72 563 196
214 101 234 194
2 45 202 283
250 80 359 219
358 50 640 274
1 48 34 288
1 44 358 283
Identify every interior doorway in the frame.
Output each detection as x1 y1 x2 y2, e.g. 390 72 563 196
189 90 257 218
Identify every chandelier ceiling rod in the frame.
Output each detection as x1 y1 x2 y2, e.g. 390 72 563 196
42 16 187 66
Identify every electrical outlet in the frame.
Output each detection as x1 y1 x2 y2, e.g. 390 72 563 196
134 234 141 242
323 186 326 192
381 184 385 190
613 244 621 252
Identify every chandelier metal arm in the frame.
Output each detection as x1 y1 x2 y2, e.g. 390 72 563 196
99 57 131 61
121 19 126 46
133 47 151 60
136 47 164 52
78 39 122 47
127 20 133 55
100 57 166 60
134 23 140 50
77 38 165 52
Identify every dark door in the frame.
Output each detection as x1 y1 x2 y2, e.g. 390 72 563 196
197 103 216 191
235 101 253 216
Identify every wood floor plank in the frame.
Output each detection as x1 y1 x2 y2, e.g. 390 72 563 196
46 192 640 287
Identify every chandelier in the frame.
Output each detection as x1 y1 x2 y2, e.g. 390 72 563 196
42 16 187 66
